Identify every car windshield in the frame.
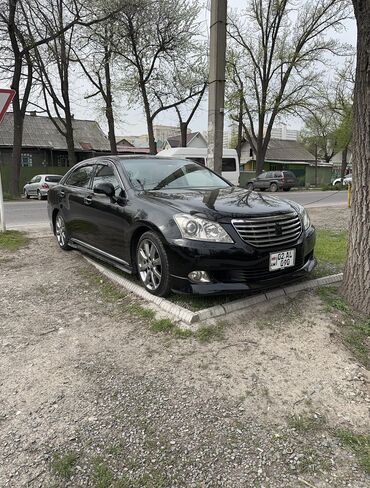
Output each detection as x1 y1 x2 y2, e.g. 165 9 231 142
119 158 231 190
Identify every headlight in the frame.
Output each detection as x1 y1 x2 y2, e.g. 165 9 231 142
298 206 311 230
173 214 233 243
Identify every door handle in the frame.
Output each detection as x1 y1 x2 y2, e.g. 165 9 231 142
84 195 93 205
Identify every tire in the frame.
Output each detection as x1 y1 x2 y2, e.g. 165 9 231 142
55 213 71 250
269 182 278 192
24 190 30 199
283 188 291 192
136 231 171 297
37 190 43 201
246 182 254 191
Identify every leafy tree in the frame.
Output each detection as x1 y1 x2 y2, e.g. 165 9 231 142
114 0 202 154
300 110 340 164
0 0 119 195
227 0 352 176
342 0 370 314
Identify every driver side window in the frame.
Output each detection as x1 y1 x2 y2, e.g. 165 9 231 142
93 164 123 198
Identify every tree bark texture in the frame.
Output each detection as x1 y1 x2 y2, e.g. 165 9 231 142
180 122 188 147
342 0 370 314
104 46 117 154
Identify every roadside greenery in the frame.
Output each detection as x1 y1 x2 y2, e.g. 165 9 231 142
336 431 370 474
0 230 29 251
313 230 347 278
317 285 370 369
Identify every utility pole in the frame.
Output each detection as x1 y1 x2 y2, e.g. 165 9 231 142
206 0 227 175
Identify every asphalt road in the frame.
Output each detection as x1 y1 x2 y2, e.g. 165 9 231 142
4 190 347 229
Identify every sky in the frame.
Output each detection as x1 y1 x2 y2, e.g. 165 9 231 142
68 0 357 138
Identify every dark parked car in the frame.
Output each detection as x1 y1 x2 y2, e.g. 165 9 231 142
48 156 316 296
246 170 298 192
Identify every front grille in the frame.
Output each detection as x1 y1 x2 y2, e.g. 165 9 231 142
232 212 302 248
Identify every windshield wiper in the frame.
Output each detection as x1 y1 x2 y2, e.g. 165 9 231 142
135 179 145 191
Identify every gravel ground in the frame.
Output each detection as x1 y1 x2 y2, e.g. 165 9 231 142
1 205 369 488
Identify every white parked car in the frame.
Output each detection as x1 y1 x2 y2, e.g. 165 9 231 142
332 173 352 187
343 174 352 186
23 174 63 200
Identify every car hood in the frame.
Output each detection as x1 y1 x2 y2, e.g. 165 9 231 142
141 187 299 220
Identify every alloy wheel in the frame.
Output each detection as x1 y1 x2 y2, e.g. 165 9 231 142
55 214 67 248
37 191 42 200
137 238 162 291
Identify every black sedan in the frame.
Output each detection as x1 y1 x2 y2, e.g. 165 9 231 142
48 156 316 296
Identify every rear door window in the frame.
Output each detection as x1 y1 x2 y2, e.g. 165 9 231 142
65 165 94 188
222 158 236 171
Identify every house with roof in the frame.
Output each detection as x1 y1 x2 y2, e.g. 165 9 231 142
163 131 207 150
0 113 111 169
239 138 333 186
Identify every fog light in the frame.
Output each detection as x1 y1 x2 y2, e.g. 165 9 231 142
188 271 211 283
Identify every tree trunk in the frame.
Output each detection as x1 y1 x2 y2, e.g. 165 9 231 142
340 145 348 178
104 48 117 154
180 122 188 147
255 129 267 175
10 109 23 197
65 120 76 166
236 97 243 163
342 0 370 314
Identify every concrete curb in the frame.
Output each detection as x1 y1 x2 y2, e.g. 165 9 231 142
84 255 343 326
84 257 199 325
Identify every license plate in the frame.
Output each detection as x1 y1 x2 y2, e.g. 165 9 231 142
269 249 296 271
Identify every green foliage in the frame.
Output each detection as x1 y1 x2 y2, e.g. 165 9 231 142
195 323 224 343
50 451 78 480
288 413 326 432
150 318 175 333
127 304 156 320
0 230 29 251
337 431 370 474
91 457 114 488
315 230 347 267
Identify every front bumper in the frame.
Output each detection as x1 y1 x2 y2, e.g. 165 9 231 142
165 226 316 295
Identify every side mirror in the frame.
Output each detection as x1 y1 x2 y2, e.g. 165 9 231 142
94 182 115 198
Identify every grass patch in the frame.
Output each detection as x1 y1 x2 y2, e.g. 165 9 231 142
337 431 370 474
195 322 225 343
315 230 347 268
50 451 78 480
91 457 114 488
150 318 175 333
317 286 349 313
0 230 29 251
288 413 326 433
127 303 156 320
317 286 370 369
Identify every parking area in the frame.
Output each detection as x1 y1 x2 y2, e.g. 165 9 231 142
1 206 369 487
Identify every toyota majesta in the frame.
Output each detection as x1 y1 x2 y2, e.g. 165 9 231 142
48 156 316 296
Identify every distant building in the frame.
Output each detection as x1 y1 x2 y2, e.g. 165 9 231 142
163 132 207 149
240 138 332 186
0 113 110 168
120 124 192 150
268 123 299 141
